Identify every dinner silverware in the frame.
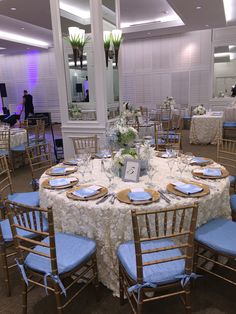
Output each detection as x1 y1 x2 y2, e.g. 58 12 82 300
96 193 112 205
158 189 171 203
110 193 116 204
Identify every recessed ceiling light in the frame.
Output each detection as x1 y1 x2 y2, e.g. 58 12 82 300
0 47 6 50
0 31 49 48
205 24 209 27
196 6 202 9
10 7 16 11
147 32 151 35
21 27 25 30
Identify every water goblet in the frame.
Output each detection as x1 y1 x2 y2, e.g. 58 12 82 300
103 159 115 189
147 164 158 188
167 157 175 179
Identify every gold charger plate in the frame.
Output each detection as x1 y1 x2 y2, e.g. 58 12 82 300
41 177 79 190
116 188 160 205
190 157 213 166
63 160 78 166
46 166 78 176
192 167 229 179
66 185 108 201
166 181 210 198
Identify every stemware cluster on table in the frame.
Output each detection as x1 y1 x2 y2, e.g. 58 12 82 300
41 143 229 206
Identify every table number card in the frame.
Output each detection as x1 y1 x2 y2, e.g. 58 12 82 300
122 159 141 182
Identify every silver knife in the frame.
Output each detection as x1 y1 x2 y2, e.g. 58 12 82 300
96 193 111 205
158 190 171 203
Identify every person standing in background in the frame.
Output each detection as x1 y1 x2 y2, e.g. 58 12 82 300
23 90 34 119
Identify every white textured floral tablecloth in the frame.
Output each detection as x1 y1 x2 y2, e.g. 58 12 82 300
39 157 230 296
190 112 223 144
224 106 236 122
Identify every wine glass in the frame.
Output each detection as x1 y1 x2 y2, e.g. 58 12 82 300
103 159 115 189
167 157 175 179
77 160 87 183
147 164 158 188
177 156 187 179
184 152 194 173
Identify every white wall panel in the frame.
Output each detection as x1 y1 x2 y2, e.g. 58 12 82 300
121 29 212 109
0 49 60 122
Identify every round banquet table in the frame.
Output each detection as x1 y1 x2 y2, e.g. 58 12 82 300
10 128 27 148
39 157 231 296
190 112 223 144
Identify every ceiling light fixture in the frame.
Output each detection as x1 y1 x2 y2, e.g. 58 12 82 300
121 14 183 28
223 0 234 22
0 47 6 50
10 7 16 11
60 2 90 19
21 27 25 30
196 6 202 9
205 24 209 27
0 31 49 48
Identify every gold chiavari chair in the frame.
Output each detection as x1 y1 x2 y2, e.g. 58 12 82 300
72 135 98 157
217 139 236 192
0 129 12 169
0 155 40 296
26 143 53 191
19 120 29 129
7 201 98 314
117 204 199 314
160 108 171 131
155 129 181 151
171 113 183 133
36 119 46 143
194 217 236 291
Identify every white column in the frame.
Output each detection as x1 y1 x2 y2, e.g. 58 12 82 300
90 0 107 125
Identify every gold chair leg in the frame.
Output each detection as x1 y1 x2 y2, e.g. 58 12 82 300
0 243 11 296
184 286 192 314
92 256 100 301
119 264 124 305
54 283 64 314
22 280 28 314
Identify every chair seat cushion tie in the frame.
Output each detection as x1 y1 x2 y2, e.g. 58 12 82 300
175 273 202 288
44 272 66 297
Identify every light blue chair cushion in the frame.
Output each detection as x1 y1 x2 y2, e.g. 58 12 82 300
195 218 236 257
223 122 236 128
8 191 39 207
0 212 48 242
230 195 236 213
229 175 236 186
117 239 185 285
25 233 96 274
11 144 26 152
0 149 9 156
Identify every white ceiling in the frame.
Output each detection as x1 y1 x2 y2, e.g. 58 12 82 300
0 0 236 53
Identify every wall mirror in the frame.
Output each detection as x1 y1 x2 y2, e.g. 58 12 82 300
213 45 236 99
60 0 96 121
102 0 120 120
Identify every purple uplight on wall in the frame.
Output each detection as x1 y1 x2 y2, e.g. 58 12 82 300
26 50 39 91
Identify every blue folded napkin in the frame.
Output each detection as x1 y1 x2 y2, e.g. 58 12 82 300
49 178 71 187
73 188 99 198
203 168 221 177
191 157 208 164
128 191 152 201
173 182 203 195
51 167 66 174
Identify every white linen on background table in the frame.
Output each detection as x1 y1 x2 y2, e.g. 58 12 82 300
190 112 223 144
10 129 27 148
224 107 236 122
39 157 230 296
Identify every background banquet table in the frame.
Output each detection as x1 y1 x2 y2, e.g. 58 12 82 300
39 157 230 296
10 128 27 148
190 112 223 144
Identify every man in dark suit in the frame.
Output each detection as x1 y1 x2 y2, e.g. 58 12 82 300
23 90 34 119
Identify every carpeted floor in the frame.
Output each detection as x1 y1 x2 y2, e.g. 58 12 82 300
0 129 235 314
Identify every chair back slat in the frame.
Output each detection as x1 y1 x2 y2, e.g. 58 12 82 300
72 136 98 156
0 129 10 151
26 143 53 180
0 155 13 198
6 201 58 274
131 204 198 284
217 139 236 175
155 130 181 151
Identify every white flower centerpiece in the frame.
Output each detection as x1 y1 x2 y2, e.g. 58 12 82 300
162 96 176 110
193 104 206 116
107 109 155 176
122 102 142 121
